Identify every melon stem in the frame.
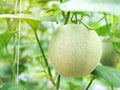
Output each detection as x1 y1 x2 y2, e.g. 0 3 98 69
56 75 61 90
85 76 96 90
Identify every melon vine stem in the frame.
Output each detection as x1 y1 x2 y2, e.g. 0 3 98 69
85 76 96 90
74 14 78 24
33 30 56 85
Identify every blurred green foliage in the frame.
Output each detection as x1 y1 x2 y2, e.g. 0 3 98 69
0 0 120 90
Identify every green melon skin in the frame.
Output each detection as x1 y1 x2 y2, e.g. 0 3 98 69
100 39 120 67
48 24 102 77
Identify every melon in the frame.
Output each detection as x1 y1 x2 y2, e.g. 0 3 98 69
100 39 119 67
48 24 102 77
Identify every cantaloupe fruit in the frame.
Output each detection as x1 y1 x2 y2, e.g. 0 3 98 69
100 39 119 67
48 24 102 77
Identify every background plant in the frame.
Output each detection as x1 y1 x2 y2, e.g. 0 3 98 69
0 0 120 90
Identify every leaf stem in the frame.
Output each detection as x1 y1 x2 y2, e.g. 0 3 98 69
56 75 61 90
104 14 109 29
33 30 56 85
74 14 78 24
85 76 96 90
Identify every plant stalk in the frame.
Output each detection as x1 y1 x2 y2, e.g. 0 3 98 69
33 30 56 85
56 75 61 90
85 76 96 90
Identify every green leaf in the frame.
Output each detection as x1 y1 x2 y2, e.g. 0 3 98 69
95 24 111 36
92 65 120 87
0 14 56 22
24 19 40 30
0 14 56 30
1 83 26 90
60 0 120 15
0 32 15 49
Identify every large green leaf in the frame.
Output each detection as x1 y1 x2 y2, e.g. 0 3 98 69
0 14 56 30
60 0 120 15
1 83 26 90
0 14 56 22
0 32 15 49
24 19 40 30
92 65 120 87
